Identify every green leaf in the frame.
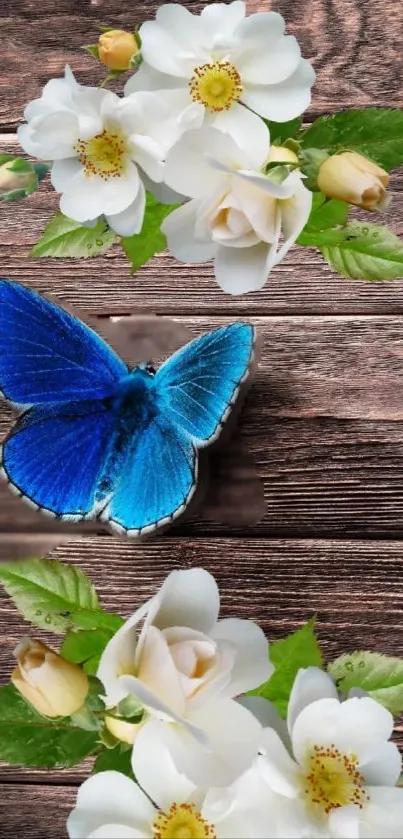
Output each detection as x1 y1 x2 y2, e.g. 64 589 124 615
298 193 348 243
31 212 117 259
69 610 124 634
93 744 135 779
82 44 100 59
266 117 302 144
248 620 323 718
329 651 403 715
319 221 403 280
122 193 179 272
0 685 98 767
0 556 112 634
300 108 403 171
60 628 113 676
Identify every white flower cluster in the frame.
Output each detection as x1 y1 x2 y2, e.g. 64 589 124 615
67 568 403 839
18 1 315 294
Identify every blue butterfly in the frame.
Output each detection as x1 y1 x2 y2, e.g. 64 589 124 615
0 280 256 537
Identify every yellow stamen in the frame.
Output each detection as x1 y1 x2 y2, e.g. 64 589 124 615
75 129 127 179
303 744 369 815
153 802 216 839
189 61 243 112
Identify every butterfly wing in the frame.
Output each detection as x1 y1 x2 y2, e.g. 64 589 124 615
0 401 115 519
154 322 256 445
104 415 197 536
0 279 127 406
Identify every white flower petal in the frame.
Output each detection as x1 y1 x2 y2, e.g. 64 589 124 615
131 134 164 183
117 674 188 725
214 242 272 294
152 568 220 633
19 112 78 160
88 827 145 839
60 164 140 220
97 599 151 707
362 786 403 836
209 103 270 169
287 667 339 735
233 10 286 43
67 772 155 839
162 200 217 263
258 728 300 797
239 696 292 751
201 1 246 38
164 128 235 198
232 168 295 199
360 740 402 787
132 718 197 812
211 618 272 697
291 697 343 764
50 158 82 192
139 19 192 77
165 699 262 787
276 174 313 263
292 696 394 767
143 171 185 204
125 64 183 95
135 625 185 716
328 805 360 839
240 35 301 85
106 181 146 237
242 59 316 122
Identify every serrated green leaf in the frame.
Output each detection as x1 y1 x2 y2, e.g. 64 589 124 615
0 154 15 165
122 193 179 272
0 685 98 767
31 212 117 259
248 620 323 718
319 221 403 280
0 557 102 634
300 109 403 171
60 628 113 676
266 117 302 144
329 651 403 715
93 744 135 778
68 610 123 634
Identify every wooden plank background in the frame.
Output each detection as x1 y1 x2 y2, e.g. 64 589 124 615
1 0 403 835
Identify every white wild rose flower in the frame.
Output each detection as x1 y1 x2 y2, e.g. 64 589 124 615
18 66 202 236
126 1 315 146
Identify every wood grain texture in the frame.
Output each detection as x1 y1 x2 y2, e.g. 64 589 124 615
1 537 403 787
1 0 402 132
1 136 403 316
0 784 76 839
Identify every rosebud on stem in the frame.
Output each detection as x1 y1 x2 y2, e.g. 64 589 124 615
12 638 89 718
317 151 390 212
98 29 140 71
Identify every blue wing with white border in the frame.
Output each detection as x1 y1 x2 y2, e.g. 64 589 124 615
154 322 255 445
0 279 127 406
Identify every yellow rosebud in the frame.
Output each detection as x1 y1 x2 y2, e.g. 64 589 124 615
0 161 34 193
98 30 139 71
266 145 299 165
105 714 141 745
11 638 89 718
317 151 390 212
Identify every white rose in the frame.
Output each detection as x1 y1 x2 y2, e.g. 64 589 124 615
98 568 272 786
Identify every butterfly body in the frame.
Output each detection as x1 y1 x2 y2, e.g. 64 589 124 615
0 280 256 537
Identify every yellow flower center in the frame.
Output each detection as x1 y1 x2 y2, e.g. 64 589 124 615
303 745 369 815
75 129 127 179
189 61 243 112
153 803 216 839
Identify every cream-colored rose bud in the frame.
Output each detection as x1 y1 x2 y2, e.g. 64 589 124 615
317 151 390 212
0 161 34 193
98 29 139 71
105 714 141 745
266 145 299 165
11 638 89 718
